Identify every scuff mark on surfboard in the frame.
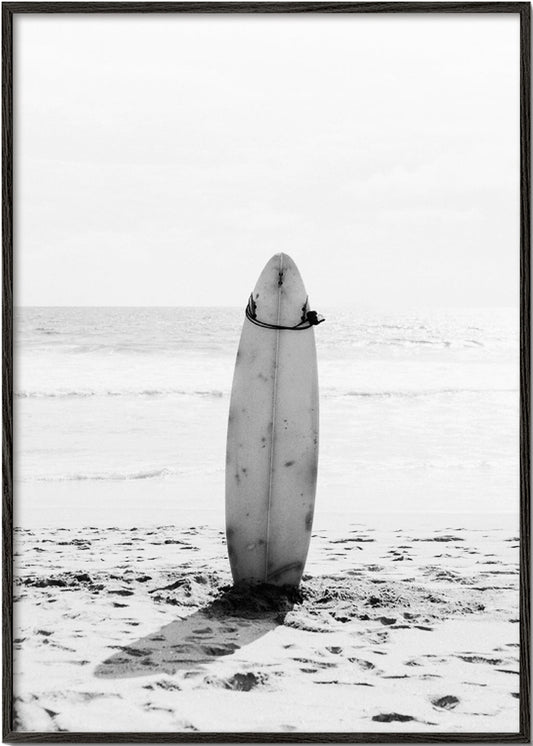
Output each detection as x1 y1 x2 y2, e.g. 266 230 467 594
267 561 303 582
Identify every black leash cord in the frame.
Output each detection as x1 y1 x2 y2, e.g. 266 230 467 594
245 294 325 331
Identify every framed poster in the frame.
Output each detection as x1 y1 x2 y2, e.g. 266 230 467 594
3 2 530 741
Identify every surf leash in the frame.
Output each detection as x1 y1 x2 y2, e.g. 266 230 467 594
245 294 325 331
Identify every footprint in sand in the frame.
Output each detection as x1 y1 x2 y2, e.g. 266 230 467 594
432 695 460 710
457 655 503 665
293 658 336 670
202 672 268 691
347 657 376 671
143 679 181 692
108 590 134 597
372 713 414 723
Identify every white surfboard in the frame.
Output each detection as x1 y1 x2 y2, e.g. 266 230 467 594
225 253 320 587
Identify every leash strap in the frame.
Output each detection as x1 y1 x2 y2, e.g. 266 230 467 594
245 294 325 331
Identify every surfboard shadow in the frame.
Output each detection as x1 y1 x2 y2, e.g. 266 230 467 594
94 584 299 680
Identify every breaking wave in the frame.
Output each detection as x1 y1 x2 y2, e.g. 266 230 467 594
16 389 226 400
342 388 515 399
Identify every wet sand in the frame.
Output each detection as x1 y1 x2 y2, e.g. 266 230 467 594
13 522 520 733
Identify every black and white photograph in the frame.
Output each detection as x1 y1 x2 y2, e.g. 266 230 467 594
4 3 530 738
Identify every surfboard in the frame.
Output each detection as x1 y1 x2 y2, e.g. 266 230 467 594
225 253 320 587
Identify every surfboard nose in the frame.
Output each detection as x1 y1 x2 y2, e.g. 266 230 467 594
251 254 308 326
277 252 295 267
254 254 304 301
259 253 299 283
261 252 294 268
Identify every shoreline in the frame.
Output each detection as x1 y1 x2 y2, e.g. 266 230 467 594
13 502 520 530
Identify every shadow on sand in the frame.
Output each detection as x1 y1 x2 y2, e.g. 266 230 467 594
94 583 300 680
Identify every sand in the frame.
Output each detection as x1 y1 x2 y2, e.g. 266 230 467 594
13 521 520 734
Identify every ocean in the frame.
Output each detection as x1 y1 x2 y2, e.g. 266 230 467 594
14 306 519 529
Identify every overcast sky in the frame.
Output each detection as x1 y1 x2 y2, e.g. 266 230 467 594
15 13 519 308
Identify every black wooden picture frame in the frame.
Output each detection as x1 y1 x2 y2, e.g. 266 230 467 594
2 2 530 742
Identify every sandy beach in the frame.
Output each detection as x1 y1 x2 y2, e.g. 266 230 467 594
13 519 520 734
